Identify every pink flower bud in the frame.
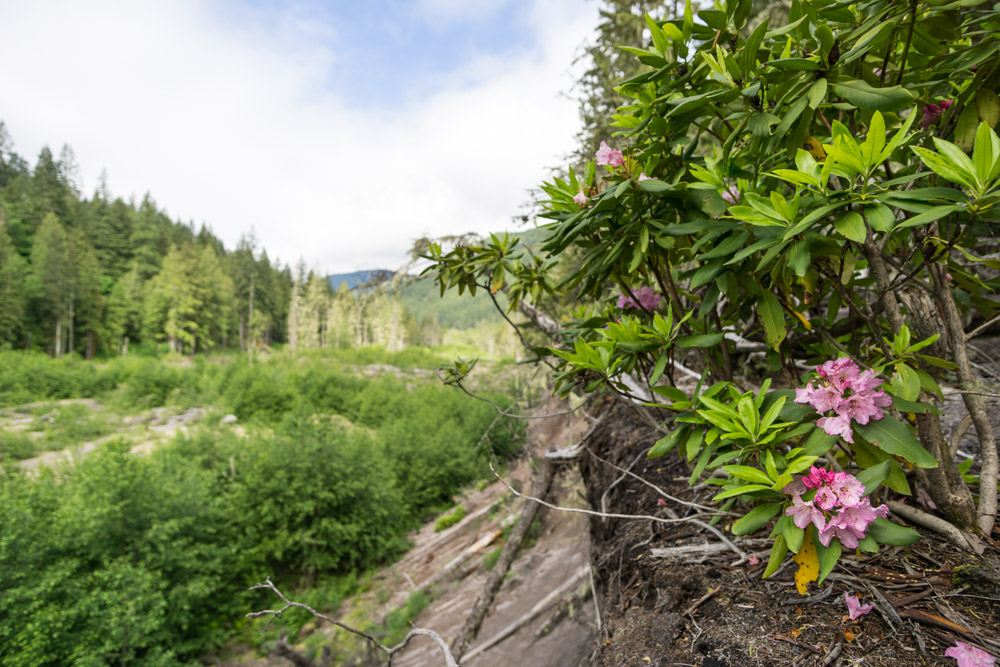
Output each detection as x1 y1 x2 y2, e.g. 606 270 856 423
573 189 587 206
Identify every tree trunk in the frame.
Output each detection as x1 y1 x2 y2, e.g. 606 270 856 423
54 317 62 357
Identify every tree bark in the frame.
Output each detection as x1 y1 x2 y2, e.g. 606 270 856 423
450 457 556 661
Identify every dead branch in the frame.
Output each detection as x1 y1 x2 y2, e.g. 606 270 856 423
650 539 769 563
488 459 719 527
461 565 589 661
887 501 986 554
247 577 458 667
451 457 557 660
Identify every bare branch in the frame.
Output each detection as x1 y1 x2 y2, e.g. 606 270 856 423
487 459 722 527
886 501 986 554
247 577 458 667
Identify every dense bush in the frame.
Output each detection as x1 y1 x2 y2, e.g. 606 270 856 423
0 347 524 664
430 0 1000 589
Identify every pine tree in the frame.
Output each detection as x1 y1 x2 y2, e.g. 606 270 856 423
31 213 72 355
0 220 27 345
574 1 671 165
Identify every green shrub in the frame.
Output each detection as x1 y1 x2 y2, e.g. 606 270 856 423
434 505 468 532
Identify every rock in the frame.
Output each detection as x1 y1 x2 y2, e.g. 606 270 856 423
220 414 238 424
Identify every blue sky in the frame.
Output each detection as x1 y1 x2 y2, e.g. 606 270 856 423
1 0 598 272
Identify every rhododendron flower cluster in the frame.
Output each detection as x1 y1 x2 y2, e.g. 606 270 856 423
618 286 662 311
794 357 891 443
785 466 889 549
595 140 624 167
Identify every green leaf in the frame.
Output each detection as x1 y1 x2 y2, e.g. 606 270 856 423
676 333 724 348
759 291 786 350
855 416 937 468
648 426 688 458
890 395 941 415
891 363 921 401
783 519 805 554
911 147 976 189
713 484 773 501
867 518 921 545
895 205 964 230
763 534 788 578
865 204 895 232
638 178 676 193
801 426 837 456
732 501 782 536
850 439 911 495
814 534 841 584
831 80 914 112
855 460 891 496
806 78 827 110
649 353 669 386
723 465 773 485
834 211 866 242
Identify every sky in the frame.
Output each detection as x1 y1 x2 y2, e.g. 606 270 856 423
0 0 599 274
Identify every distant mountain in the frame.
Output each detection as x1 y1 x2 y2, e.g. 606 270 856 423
326 228 546 329
327 270 392 290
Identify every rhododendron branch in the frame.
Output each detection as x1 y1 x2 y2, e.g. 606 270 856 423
444 378 590 420
930 262 998 536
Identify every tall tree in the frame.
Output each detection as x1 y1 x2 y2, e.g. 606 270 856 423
574 1 670 165
30 213 72 355
0 220 27 345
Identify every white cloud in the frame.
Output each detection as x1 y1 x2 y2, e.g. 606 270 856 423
0 0 598 273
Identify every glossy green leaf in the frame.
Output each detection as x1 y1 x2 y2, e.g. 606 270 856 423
732 501 782 535
855 416 937 468
831 80 914 112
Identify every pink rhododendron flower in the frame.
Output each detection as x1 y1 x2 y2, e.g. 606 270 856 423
817 357 861 392
638 172 652 181
573 189 587 206
853 369 884 393
721 185 740 205
795 383 843 413
921 99 954 129
785 494 827 531
873 67 884 77
836 497 889 534
618 286 662 311
814 486 839 511
844 593 874 620
946 641 996 667
748 555 760 565
819 516 865 548
595 141 624 167
835 392 885 425
829 473 865 508
783 478 807 496
657 498 667 507
818 414 855 442
802 465 837 490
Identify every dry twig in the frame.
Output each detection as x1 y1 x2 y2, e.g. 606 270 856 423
247 577 458 667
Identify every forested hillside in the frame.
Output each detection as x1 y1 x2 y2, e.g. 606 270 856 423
0 122 295 356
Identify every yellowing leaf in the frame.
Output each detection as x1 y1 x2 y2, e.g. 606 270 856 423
792 525 819 594
804 136 827 161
